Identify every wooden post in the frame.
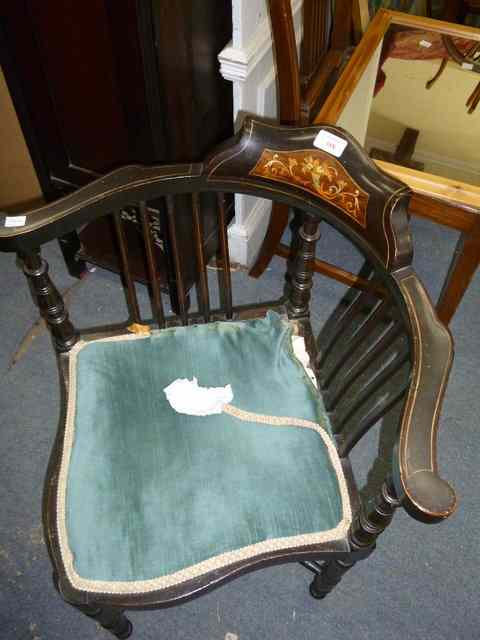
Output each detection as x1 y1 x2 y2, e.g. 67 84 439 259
310 477 400 599
286 211 321 318
310 556 356 599
352 0 371 43
21 250 78 352
436 218 480 325
349 478 400 550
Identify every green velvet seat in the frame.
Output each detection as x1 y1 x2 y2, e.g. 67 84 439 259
58 312 351 595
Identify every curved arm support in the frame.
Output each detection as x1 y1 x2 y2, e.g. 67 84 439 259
0 163 203 253
394 269 457 522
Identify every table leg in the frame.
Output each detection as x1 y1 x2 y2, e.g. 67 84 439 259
436 218 480 325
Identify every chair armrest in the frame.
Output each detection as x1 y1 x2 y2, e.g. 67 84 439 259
393 269 457 522
0 163 202 253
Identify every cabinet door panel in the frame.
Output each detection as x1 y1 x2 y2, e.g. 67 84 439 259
0 0 233 292
28 0 130 174
0 0 157 191
153 0 233 161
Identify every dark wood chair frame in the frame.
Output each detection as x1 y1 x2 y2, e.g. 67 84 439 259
0 119 456 639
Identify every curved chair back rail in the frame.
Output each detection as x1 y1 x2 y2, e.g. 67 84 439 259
0 119 455 611
0 120 413 268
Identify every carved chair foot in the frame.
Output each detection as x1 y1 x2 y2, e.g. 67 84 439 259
110 618 133 640
95 608 132 639
75 603 133 639
309 557 355 600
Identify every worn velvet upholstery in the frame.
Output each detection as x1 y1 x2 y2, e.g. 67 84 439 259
64 312 347 586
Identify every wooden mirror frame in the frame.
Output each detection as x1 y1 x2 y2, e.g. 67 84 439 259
317 9 480 208
316 9 480 325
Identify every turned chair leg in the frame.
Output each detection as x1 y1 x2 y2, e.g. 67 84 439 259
75 603 133 639
21 250 78 353
52 572 133 638
310 557 356 599
308 478 400 600
286 210 321 318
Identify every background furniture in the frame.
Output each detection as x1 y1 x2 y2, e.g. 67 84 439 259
0 119 456 637
318 9 480 324
251 3 479 325
0 0 233 307
249 0 360 282
215 0 366 267
443 0 480 22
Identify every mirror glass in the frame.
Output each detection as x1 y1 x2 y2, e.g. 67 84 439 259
365 25 480 186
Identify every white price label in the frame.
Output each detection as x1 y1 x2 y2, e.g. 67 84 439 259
5 216 26 227
462 62 474 70
419 39 432 48
313 130 348 158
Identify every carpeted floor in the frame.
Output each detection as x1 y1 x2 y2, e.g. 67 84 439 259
0 215 478 640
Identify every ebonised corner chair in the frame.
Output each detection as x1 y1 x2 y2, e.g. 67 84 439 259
0 119 456 638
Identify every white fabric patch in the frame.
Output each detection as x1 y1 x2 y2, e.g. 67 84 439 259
292 335 318 389
164 377 233 416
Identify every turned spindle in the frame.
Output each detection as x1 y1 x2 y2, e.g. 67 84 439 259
21 250 78 353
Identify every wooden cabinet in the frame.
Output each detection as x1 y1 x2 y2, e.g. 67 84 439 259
0 0 233 300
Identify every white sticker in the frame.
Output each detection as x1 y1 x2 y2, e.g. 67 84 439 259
5 216 26 227
313 129 348 158
462 62 474 70
419 39 432 48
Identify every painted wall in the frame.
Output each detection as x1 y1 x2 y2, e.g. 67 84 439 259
0 67 42 210
218 0 303 266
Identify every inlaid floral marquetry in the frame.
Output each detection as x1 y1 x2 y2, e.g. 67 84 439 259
250 149 369 227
